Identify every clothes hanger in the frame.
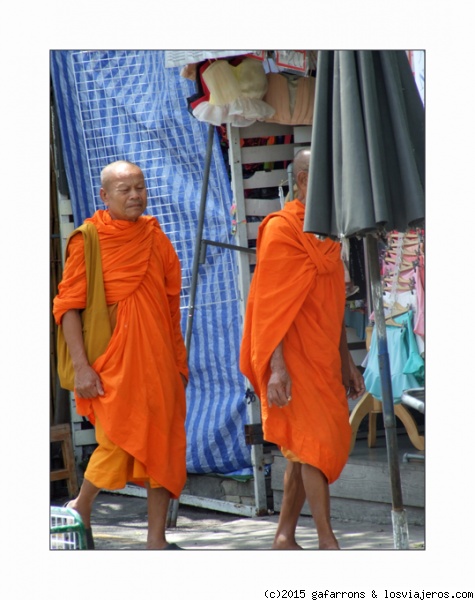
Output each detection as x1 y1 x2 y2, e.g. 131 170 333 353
384 274 415 286
384 256 414 269
387 247 419 257
387 240 419 252
385 317 404 328
383 301 407 327
383 300 409 318
399 274 415 289
384 279 413 291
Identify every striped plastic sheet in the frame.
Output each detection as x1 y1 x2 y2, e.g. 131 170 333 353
50 50 252 476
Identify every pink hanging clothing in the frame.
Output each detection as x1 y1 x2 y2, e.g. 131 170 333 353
413 255 425 338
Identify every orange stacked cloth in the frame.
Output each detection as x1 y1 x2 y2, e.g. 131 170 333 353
53 210 188 498
240 200 351 484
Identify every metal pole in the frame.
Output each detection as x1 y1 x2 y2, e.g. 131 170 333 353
285 163 293 208
185 123 215 353
366 233 409 549
167 124 215 529
362 236 373 317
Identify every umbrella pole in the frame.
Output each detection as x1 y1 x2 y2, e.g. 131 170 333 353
366 234 409 549
167 124 215 529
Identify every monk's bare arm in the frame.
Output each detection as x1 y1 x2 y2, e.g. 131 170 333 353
339 321 365 400
61 309 104 398
267 341 292 408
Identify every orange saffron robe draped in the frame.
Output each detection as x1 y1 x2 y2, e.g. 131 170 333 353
53 210 188 498
240 200 351 484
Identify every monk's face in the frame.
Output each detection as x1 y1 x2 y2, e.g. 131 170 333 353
100 164 147 221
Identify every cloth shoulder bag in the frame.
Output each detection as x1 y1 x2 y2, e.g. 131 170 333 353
57 222 112 391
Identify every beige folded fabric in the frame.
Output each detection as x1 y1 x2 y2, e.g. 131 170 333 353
263 73 315 125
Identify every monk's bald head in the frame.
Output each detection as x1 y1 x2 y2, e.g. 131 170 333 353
99 160 147 221
293 148 311 203
293 148 311 179
100 161 143 190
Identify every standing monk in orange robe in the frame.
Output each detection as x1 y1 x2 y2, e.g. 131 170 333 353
53 161 188 550
240 149 365 550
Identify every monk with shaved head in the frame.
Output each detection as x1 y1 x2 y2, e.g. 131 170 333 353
54 160 188 550
240 148 365 550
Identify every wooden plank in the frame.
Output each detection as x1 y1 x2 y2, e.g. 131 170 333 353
241 144 295 165
246 222 260 240
51 469 69 481
245 198 281 216
61 222 74 237
71 412 85 423
240 122 293 140
179 494 256 517
74 429 97 446
330 462 424 507
243 169 289 190
227 124 268 515
59 199 73 215
293 125 312 144
51 423 71 442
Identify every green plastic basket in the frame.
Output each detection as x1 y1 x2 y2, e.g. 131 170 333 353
50 506 88 550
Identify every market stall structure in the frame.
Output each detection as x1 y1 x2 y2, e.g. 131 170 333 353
50 50 425 543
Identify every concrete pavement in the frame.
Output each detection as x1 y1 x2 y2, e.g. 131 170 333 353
54 491 425 551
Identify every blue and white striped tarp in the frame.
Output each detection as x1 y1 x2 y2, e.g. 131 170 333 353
50 50 252 477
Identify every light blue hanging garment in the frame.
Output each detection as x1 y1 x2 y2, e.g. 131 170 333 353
363 310 424 403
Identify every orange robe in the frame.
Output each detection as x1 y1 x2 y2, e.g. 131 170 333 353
53 210 188 498
240 200 351 484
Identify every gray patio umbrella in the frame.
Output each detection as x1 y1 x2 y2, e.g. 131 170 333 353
303 50 425 549
304 50 424 238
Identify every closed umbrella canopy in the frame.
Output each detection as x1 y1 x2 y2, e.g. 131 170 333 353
304 50 424 238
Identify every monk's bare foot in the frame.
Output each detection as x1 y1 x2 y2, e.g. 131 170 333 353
146 542 168 550
65 499 91 529
65 499 80 515
318 535 340 550
272 534 303 550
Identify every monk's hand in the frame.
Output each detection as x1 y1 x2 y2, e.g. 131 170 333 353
267 367 292 409
74 364 104 398
347 363 365 400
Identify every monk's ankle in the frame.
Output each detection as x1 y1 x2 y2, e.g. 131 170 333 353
318 535 340 550
66 500 91 529
272 534 303 550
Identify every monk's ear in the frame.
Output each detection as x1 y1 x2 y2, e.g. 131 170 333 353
296 170 308 188
100 187 108 206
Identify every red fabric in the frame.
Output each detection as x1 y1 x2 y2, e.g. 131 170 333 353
53 210 188 497
240 200 351 483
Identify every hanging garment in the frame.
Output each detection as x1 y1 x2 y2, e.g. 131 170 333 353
191 58 275 127
380 230 424 354
262 72 316 125
188 60 228 126
363 310 424 403
413 254 425 338
379 290 424 356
